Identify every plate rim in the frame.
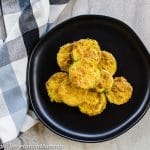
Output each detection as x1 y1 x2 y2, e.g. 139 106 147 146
27 14 150 143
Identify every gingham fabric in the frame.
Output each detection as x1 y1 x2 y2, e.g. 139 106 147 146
0 0 69 143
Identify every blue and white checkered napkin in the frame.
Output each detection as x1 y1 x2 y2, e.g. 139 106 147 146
0 0 69 143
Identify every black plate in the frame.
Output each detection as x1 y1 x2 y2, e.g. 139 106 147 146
27 15 150 142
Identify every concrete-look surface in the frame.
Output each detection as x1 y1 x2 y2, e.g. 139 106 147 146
6 0 150 149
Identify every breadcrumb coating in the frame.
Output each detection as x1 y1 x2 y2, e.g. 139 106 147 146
98 51 117 75
45 39 133 116
106 77 133 105
96 69 114 93
72 39 101 63
69 59 100 89
58 76 87 106
57 43 73 72
79 93 107 116
45 72 68 103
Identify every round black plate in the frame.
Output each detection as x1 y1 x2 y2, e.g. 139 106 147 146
27 15 150 142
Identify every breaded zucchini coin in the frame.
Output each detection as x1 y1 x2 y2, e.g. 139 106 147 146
96 69 114 93
79 93 107 116
84 90 100 105
106 77 133 105
57 43 73 72
72 39 101 63
69 59 100 89
58 76 87 106
45 72 68 103
98 51 117 75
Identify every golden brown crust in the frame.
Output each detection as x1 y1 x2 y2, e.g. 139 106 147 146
72 39 101 63
45 72 68 103
98 51 117 75
106 77 133 105
58 76 87 106
96 69 114 93
57 43 73 72
79 93 107 116
69 59 100 89
46 39 133 116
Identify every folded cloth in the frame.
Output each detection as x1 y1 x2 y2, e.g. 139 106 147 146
0 0 69 143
